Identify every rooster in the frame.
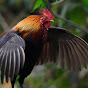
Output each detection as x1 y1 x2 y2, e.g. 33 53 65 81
0 8 88 88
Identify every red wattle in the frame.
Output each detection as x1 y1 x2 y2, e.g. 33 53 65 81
44 22 51 28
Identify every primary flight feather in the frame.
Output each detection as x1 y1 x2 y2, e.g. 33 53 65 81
0 8 88 88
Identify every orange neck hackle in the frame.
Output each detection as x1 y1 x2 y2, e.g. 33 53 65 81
12 15 43 32
11 15 44 40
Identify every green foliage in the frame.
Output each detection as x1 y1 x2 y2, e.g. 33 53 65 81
71 29 79 35
82 33 88 42
68 5 88 26
33 0 48 11
81 0 88 9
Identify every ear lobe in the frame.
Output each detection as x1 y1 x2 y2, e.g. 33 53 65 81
44 22 51 28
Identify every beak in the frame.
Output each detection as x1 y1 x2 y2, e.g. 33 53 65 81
49 20 54 22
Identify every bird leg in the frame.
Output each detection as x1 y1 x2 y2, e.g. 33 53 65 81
11 78 16 88
18 78 24 88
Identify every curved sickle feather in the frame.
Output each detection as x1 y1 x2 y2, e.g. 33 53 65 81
0 31 25 83
37 26 88 70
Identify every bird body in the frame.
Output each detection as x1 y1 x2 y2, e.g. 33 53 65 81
0 8 88 88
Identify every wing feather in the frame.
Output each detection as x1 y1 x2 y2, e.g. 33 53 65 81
37 26 88 70
62 41 71 70
0 31 25 82
5 50 11 83
72 39 87 68
68 40 81 70
73 38 88 63
0 50 4 69
1 50 7 83
65 41 75 70
59 41 64 69
10 50 16 80
19 46 25 68
16 48 20 76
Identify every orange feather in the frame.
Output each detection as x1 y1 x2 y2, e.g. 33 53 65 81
12 15 44 41
12 15 43 32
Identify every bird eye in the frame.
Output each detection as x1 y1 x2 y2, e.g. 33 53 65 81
40 16 46 20
44 16 46 18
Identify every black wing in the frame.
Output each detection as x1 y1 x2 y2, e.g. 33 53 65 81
0 31 25 83
37 26 88 71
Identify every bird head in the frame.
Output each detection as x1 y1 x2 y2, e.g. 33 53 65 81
39 8 54 28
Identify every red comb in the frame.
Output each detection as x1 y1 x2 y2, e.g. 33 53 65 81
39 8 53 19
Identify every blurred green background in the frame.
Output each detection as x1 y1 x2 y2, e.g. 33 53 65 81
0 0 88 88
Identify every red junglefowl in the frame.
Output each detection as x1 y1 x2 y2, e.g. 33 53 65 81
0 8 88 88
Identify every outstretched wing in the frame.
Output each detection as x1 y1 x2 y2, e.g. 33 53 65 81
0 31 25 83
37 26 88 71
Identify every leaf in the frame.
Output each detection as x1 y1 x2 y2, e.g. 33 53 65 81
41 2 46 11
33 0 44 11
41 0 48 11
33 0 48 11
81 0 88 9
